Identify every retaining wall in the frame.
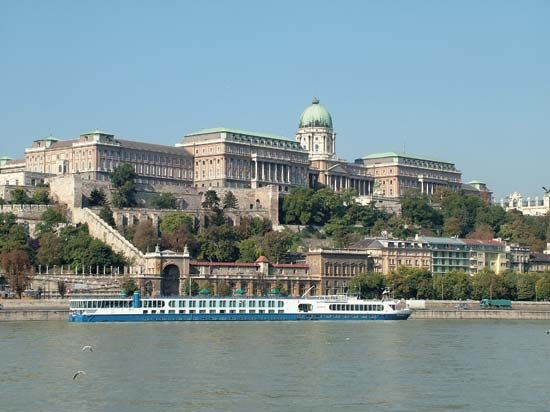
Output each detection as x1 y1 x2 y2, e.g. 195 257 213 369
0 309 69 321
411 309 550 320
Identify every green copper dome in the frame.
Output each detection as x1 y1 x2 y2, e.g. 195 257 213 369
299 98 333 129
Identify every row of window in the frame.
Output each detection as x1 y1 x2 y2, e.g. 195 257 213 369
329 304 384 311
143 309 284 315
143 299 285 309
71 300 131 309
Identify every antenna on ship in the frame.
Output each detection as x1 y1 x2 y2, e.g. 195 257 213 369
301 285 315 298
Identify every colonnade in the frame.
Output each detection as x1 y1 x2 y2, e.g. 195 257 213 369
420 181 437 195
253 160 306 185
326 175 372 195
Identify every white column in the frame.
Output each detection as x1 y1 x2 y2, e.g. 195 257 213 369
254 161 258 180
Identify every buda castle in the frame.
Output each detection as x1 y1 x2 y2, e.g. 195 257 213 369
1 98 491 204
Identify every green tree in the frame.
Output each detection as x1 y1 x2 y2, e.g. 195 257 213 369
59 225 126 271
443 216 462 237
217 281 232 296
400 191 443 229
535 273 550 301
466 223 495 240
471 270 509 300
517 273 538 301
387 267 433 299
323 216 356 247
0 213 30 254
89 188 107 207
349 272 386 299
10 188 31 204
208 206 226 227
131 220 158 253
150 192 177 209
161 227 200 256
235 216 272 238
198 226 241 262
110 164 137 208
0 250 31 298
31 189 50 205
222 191 238 209
120 275 139 296
259 231 293 263
99 205 116 227
202 190 220 209
36 205 67 235
37 232 64 266
432 270 472 300
238 238 259 262
272 280 288 296
281 187 316 225
183 278 199 296
160 212 196 235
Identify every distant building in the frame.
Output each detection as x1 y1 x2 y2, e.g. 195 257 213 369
461 181 493 204
500 191 550 216
506 244 530 274
528 253 550 272
24 131 194 186
355 152 462 198
351 238 431 275
462 239 508 275
417 236 470 275
306 248 372 295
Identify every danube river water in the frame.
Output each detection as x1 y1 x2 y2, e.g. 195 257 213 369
1 320 549 412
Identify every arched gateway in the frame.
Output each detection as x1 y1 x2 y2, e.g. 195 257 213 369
161 264 180 296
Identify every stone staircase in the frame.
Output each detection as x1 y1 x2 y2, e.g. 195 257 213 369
71 208 145 265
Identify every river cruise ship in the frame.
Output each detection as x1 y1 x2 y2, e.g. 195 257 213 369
69 292 411 322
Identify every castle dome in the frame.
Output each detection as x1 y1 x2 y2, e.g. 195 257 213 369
299 98 333 129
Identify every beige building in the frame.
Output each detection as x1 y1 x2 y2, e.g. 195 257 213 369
178 128 310 192
352 238 432 275
24 131 194 186
462 239 508 275
355 152 462 198
142 249 318 297
306 248 372 294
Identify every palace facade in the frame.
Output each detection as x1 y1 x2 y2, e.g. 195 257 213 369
23 130 194 187
355 152 462 198
177 128 309 192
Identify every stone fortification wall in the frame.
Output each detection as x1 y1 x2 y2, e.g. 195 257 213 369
0 309 69 321
411 309 550 320
48 175 280 225
71 208 144 265
0 184 49 203
213 185 280 225
0 204 50 237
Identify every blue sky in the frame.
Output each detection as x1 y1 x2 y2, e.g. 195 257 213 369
1 1 549 199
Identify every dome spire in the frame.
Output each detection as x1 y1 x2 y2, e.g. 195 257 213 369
312 97 319 105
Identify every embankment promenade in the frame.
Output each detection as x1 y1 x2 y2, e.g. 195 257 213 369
2 298 550 321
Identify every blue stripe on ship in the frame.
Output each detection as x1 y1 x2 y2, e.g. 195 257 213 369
69 312 411 322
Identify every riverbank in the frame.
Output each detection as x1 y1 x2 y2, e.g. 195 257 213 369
410 309 550 320
2 298 550 321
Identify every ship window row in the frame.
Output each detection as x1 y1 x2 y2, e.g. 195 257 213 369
143 299 285 309
329 304 384 311
71 300 131 309
142 309 285 315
